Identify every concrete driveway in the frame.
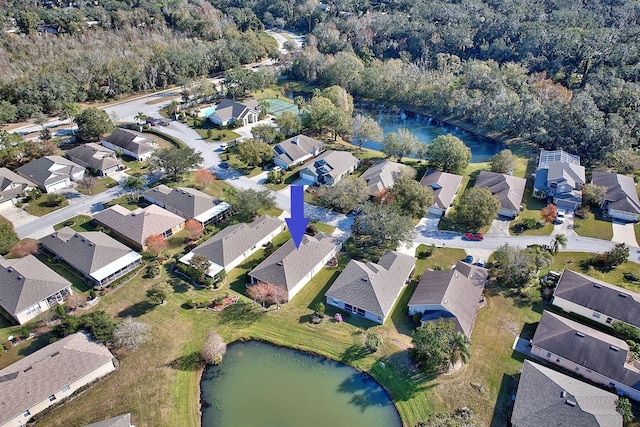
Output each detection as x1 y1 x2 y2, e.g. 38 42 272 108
416 214 442 234
612 219 638 246
488 217 511 236
0 204 39 227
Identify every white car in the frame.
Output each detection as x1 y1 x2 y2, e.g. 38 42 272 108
556 209 566 224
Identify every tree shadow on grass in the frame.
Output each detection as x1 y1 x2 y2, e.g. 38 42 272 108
18 332 53 357
167 351 205 371
340 345 370 364
167 277 189 294
118 300 155 318
371 352 436 402
218 300 263 327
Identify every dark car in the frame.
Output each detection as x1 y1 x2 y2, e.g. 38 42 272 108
464 232 484 241
219 161 230 169
464 255 474 264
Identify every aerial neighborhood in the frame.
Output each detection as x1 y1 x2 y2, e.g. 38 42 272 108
0 2 640 426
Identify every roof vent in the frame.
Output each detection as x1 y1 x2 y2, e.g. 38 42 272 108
7 268 12 273
17 276 23 280
443 298 448 304
51 351 60 357
560 391 566 398
610 345 620 352
565 400 576 407
619 293 628 298
361 277 368 282
454 273 458 278
277 261 283 266
88 243 94 247
575 332 585 337
23 366 32 373
593 284 602 289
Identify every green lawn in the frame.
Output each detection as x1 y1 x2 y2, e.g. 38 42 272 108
573 208 613 240
103 195 149 211
161 171 232 200
76 176 118 196
509 183 554 236
185 118 240 143
309 220 335 235
225 152 264 177
53 215 95 232
25 196 69 216
121 159 150 177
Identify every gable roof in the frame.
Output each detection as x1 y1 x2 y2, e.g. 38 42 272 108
592 171 640 215
101 129 156 156
511 360 622 427
419 170 464 210
0 255 71 316
325 250 416 318
143 185 226 220
40 227 141 282
547 162 586 189
408 262 488 337
532 311 640 389
273 134 325 167
0 167 35 203
302 150 359 181
190 215 284 268
84 414 132 427
0 332 114 426
553 269 640 329
66 143 121 172
213 99 258 123
360 159 408 196
475 171 526 212
16 155 85 188
538 149 581 169
248 234 338 293
93 204 185 248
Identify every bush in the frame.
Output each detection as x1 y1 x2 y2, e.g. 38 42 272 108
195 298 208 308
56 305 66 317
624 272 640 283
185 299 196 309
213 294 227 306
412 312 422 324
89 290 97 299
420 244 436 258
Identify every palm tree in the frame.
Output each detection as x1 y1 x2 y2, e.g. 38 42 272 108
551 233 568 254
258 100 271 119
294 96 305 115
167 100 180 120
134 112 147 125
123 176 145 201
449 332 471 367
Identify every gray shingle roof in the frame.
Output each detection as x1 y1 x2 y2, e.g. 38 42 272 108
301 150 359 181
325 250 416 318
592 171 640 215
511 360 622 427
0 255 71 316
93 204 185 248
84 413 132 427
408 262 488 337
360 159 408 196
273 134 325 167
40 227 140 281
143 185 223 220
547 162 586 190
419 170 463 210
248 234 338 293
532 311 640 389
16 156 85 189
191 215 284 267
553 269 640 329
538 149 581 169
66 143 121 172
0 167 35 203
475 171 526 212
0 332 114 426
212 99 258 123
101 129 156 155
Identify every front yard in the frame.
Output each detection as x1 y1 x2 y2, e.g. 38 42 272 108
509 184 554 236
573 208 613 240
76 176 118 196
25 195 69 216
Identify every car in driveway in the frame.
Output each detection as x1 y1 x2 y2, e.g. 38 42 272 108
556 208 566 224
464 232 484 241
219 161 230 169
464 255 474 264
476 258 486 268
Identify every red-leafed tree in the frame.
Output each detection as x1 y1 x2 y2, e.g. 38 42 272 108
540 204 557 223
194 169 217 187
247 282 271 308
184 219 204 241
145 234 168 256
373 188 395 205
270 284 288 309
7 239 39 258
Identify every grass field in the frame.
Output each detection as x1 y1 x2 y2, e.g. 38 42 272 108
25 195 69 216
573 208 613 240
53 215 95 232
510 183 554 236
76 176 117 196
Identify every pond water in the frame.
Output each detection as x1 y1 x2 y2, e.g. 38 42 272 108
200 341 401 427
355 110 505 163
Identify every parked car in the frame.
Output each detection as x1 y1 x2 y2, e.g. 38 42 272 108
464 255 474 264
556 209 566 224
219 143 228 151
351 204 363 215
146 117 158 126
464 232 484 241
219 161 230 169
476 258 486 268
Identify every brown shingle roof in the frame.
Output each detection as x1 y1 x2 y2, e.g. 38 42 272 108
592 171 640 215
475 170 526 212
101 129 156 155
273 134 325 167
419 170 463 210
66 143 121 172
360 159 408 196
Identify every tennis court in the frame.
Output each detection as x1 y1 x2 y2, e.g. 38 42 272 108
264 98 300 116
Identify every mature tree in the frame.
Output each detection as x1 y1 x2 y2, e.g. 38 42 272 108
45 193 66 207
351 114 383 150
258 99 271 119
449 332 471 366
113 317 151 350
306 95 350 140
201 330 227 365
7 239 38 258
426 134 472 174
82 311 116 344
540 204 557 223
145 234 168 256
0 100 18 124
322 85 354 114
490 244 536 288
318 176 369 213
352 202 416 248
147 282 174 305
294 96 305 115
247 282 271 308
582 183 607 207
490 149 517 174
251 124 279 144
271 284 288 309
152 147 203 181
381 128 420 161
77 176 96 195
32 112 48 131
235 138 273 166
124 176 145 199
0 223 20 256
223 188 276 222
604 243 630 267
184 219 205 241
452 187 500 231
410 319 456 374
363 330 384 353
194 169 217 187
528 244 554 272
189 254 211 282
551 234 568 254
76 108 115 141
276 111 302 137
134 111 148 126
390 176 434 218
373 188 395 205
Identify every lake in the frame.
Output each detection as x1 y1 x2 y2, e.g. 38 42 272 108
355 110 504 163
200 341 401 427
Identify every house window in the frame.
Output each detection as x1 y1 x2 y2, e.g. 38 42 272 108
556 358 561 363
592 311 601 319
344 303 353 312
25 303 41 315
356 308 365 317
48 395 56 402
23 410 31 417
546 352 551 358
606 317 613 324
609 382 616 387
61 385 70 393
574 367 579 372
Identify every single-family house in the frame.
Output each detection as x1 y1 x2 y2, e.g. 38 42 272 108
208 99 259 127
179 215 285 279
325 250 416 324
419 170 463 216
93 204 185 251
533 150 585 210
474 170 526 218
66 143 122 176
0 332 116 427
143 185 230 227
16 156 85 193
552 269 640 330
0 255 73 325
101 129 157 161
273 134 326 169
360 159 409 197
248 234 340 301
40 227 143 288
530 311 640 402
299 150 360 186
511 360 622 427
0 167 35 208
592 171 640 222
84 414 133 427
407 262 488 338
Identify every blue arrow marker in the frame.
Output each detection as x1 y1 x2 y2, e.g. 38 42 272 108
285 185 309 249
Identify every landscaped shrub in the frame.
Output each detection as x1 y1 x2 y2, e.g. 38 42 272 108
195 298 208 308
56 305 66 317
89 290 97 299
624 272 640 283
185 299 196 309
213 294 227 306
